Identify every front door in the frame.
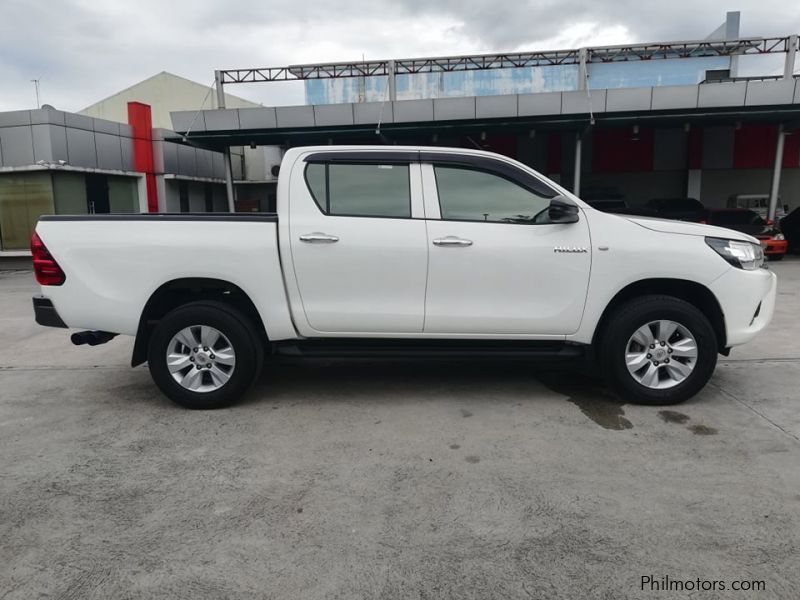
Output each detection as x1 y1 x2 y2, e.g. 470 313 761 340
422 162 592 335
288 156 428 334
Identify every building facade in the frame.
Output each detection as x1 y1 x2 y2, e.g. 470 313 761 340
171 13 799 222
0 105 232 250
80 71 263 130
0 73 282 250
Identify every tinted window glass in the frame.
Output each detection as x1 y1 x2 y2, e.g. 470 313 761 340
329 164 409 217
434 165 551 223
709 210 765 226
305 163 327 213
650 198 702 211
304 162 411 218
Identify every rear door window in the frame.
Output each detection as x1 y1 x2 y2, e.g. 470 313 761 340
305 162 411 218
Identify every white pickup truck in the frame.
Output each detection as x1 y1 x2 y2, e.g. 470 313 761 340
31 145 776 409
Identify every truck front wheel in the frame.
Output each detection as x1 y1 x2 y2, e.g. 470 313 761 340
147 301 262 409
599 295 718 405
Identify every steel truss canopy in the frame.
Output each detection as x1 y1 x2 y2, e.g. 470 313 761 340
219 36 799 84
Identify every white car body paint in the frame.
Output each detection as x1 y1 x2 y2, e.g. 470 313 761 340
35 145 776 352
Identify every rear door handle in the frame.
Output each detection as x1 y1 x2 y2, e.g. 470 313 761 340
433 236 473 247
299 232 339 243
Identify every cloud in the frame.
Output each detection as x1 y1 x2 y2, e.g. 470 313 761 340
0 0 797 112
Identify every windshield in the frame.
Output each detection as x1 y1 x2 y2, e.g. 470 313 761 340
651 198 702 211
708 210 766 226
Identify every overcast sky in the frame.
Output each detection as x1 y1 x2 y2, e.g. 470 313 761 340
1 0 798 112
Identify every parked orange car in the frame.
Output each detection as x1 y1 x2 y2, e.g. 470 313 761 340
705 209 788 261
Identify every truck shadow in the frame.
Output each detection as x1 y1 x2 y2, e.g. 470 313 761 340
244 359 629 429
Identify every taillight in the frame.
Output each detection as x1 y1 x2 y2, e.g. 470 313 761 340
31 232 65 286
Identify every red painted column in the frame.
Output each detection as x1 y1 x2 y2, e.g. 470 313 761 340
127 102 159 213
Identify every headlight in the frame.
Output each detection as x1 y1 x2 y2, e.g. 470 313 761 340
705 237 765 270
774 233 785 241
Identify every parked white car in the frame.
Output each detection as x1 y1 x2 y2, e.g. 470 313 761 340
728 194 787 222
32 146 776 409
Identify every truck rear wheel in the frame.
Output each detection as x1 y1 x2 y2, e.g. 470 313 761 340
147 301 262 409
599 295 718 405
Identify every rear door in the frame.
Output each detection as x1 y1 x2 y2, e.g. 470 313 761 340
288 151 428 334
421 157 592 336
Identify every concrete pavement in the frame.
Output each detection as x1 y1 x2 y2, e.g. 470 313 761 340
1 262 799 599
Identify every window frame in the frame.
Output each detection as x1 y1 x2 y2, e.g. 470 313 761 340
431 163 559 226
303 160 414 220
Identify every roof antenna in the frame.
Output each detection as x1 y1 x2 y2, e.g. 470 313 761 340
31 78 41 109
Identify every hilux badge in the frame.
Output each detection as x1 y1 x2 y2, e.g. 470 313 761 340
553 246 588 253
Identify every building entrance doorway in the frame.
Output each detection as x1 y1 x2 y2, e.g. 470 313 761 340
86 174 109 214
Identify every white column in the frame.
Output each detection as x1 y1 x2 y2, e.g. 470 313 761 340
784 35 798 80
577 48 588 91
768 124 786 223
573 134 582 196
387 60 397 101
136 175 149 213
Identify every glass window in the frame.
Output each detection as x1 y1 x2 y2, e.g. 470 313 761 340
108 176 138 213
434 165 552 224
709 210 764 226
53 172 88 215
0 172 54 250
304 162 411 218
305 163 327 212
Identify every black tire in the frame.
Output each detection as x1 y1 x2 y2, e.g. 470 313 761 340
598 295 718 406
148 301 263 409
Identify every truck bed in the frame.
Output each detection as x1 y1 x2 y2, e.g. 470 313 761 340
35 213 292 338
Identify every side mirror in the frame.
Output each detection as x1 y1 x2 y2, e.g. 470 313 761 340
548 196 580 224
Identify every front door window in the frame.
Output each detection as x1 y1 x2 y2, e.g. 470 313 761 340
434 165 552 224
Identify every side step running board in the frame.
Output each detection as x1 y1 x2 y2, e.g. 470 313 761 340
272 339 586 360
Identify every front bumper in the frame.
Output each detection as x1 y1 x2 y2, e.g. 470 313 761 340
709 268 777 347
32 296 68 328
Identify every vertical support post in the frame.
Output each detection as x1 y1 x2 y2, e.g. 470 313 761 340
577 48 588 91
214 69 225 109
686 170 702 201
573 133 582 197
726 11 741 77
784 35 798 80
768 124 786 223
686 124 703 201
387 60 397 101
215 69 236 213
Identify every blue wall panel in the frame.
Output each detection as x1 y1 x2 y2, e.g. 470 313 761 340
305 57 732 105
587 57 730 89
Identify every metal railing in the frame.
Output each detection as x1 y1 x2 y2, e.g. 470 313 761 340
218 36 799 84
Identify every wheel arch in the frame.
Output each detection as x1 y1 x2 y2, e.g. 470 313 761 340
132 278 268 367
592 278 727 353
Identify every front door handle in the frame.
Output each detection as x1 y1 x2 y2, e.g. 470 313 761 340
433 236 473 247
299 232 339 243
